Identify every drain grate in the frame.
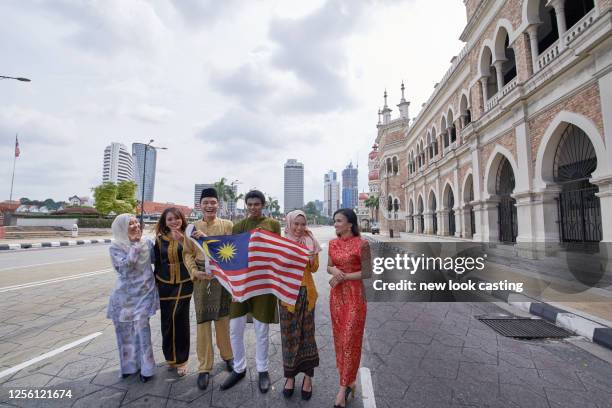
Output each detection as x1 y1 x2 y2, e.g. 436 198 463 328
476 316 573 339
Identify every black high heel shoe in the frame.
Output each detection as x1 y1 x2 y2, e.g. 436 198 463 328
301 376 312 401
345 385 355 402
282 378 294 399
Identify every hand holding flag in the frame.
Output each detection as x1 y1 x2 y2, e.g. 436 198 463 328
188 228 309 305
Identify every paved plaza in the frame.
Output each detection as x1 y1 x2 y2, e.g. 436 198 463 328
0 227 610 407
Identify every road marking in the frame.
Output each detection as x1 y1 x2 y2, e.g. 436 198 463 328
0 332 102 380
359 367 376 408
0 259 86 272
0 268 112 292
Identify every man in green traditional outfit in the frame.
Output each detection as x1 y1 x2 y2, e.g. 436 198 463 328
220 190 281 393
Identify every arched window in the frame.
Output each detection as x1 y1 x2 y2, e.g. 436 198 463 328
387 195 393 212
537 1 559 53
502 34 516 84
565 0 594 31
392 156 399 174
447 110 456 143
386 158 392 175
460 94 471 126
393 198 399 212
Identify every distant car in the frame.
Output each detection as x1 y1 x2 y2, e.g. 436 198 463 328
371 223 380 234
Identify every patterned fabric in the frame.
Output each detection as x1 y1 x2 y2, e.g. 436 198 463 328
281 253 319 313
329 235 367 387
154 236 193 366
113 318 156 377
279 286 319 378
107 241 159 322
183 218 234 323
229 216 281 323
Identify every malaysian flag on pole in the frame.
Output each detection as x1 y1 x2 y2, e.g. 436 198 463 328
14 135 20 157
188 228 309 305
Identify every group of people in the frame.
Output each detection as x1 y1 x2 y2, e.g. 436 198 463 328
107 188 372 408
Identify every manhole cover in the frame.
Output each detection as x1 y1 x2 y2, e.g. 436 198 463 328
476 316 572 339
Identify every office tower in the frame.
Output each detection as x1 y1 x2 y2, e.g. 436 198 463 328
102 142 134 184
284 159 304 213
342 162 359 209
132 143 157 202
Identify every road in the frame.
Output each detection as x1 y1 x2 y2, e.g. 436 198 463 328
0 226 610 407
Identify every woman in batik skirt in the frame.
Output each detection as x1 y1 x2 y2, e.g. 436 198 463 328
279 209 321 400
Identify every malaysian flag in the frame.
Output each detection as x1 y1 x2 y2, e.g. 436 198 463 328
189 228 310 305
14 135 20 158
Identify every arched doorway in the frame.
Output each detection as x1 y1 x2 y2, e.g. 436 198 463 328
408 199 414 232
464 175 476 237
497 157 517 243
554 124 601 242
418 196 424 233
447 189 455 236
429 192 438 235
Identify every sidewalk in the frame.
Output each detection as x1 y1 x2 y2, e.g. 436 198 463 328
365 232 612 351
0 235 114 250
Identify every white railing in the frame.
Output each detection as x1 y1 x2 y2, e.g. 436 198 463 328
500 77 518 98
564 8 597 46
537 40 560 70
485 92 500 112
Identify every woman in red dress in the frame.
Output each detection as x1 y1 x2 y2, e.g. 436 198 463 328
327 208 372 408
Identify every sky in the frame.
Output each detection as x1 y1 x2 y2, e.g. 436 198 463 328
0 0 465 209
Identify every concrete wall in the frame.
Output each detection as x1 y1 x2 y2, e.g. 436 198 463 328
15 218 78 229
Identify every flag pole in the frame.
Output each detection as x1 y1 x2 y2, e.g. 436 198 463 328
9 134 17 202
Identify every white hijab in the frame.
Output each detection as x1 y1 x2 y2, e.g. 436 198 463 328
111 214 151 269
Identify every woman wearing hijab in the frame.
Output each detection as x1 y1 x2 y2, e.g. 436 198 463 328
107 214 159 383
153 207 193 377
279 210 321 401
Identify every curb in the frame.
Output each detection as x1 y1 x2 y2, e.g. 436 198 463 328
368 238 612 352
0 238 114 251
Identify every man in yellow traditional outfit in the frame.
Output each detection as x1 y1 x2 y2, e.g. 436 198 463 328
183 188 234 391
220 190 281 393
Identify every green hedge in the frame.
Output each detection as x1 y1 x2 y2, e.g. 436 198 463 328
77 218 114 228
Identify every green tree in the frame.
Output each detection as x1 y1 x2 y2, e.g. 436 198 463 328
364 195 380 222
92 181 137 215
43 198 56 209
303 201 320 216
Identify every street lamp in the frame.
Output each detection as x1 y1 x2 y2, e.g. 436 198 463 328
138 139 167 227
0 75 31 82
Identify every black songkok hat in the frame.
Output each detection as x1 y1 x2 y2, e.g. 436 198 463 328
200 188 218 201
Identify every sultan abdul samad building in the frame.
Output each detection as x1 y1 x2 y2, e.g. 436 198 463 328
371 0 612 251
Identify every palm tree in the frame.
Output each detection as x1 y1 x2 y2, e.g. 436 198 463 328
364 195 380 222
213 177 233 216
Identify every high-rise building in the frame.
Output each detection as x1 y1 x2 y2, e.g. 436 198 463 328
342 162 359 209
132 143 157 203
323 170 340 217
102 142 134 184
284 159 304 213
314 199 324 214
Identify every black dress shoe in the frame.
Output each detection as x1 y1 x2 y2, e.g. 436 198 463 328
139 374 153 383
282 378 294 399
220 370 246 390
258 371 271 393
301 377 312 401
197 372 210 390
224 358 234 372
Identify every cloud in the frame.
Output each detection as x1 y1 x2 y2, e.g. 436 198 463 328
126 104 174 124
195 107 320 161
209 63 276 109
34 0 169 56
0 106 76 146
267 0 367 113
170 0 240 27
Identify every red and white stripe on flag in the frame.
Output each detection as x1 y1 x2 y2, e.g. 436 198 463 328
14 137 20 157
210 229 310 306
